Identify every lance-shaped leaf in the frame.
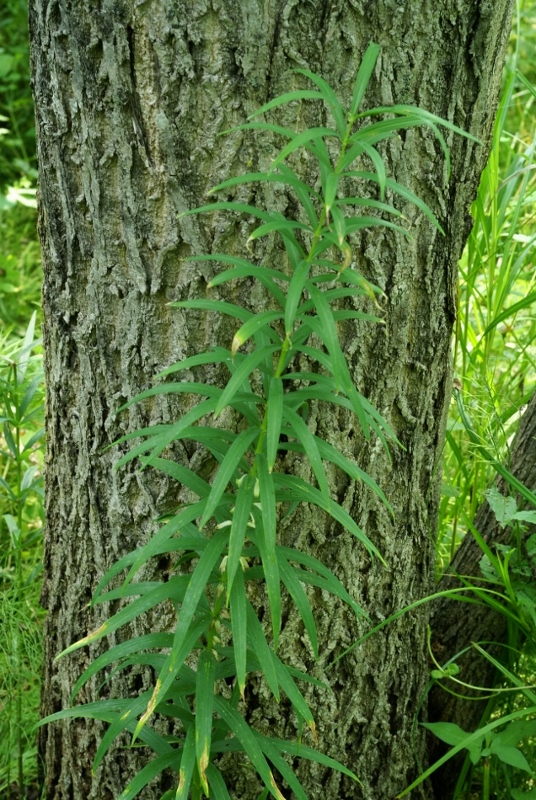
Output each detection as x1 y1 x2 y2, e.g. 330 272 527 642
229 565 248 698
212 696 286 800
114 397 218 470
199 427 260 528
278 553 318 658
283 406 330 498
273 474 383 562
294 68 347 138
175 726 196 800
195 649 216 795
246 598 280 700
226 474 254 598
156 348 232 379
257 734 362 784
248 89 326 119
350 42 380 118
133 528 229 741
266 377 283 472
232 311 284 356
285 259 311 335
206 764 232 800
255 455 281 648
214 345 280 417
271 652 316 740
272 127 339 168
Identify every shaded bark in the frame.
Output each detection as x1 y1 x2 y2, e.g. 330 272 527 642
429 390 536 798
29 1 514 798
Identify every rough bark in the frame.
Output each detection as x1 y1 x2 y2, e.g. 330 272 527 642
29 1 514 799
429 390 536 799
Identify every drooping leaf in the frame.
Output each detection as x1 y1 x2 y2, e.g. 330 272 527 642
212 697 286 800
199 427 260 528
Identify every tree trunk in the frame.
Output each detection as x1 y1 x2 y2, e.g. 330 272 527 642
29 1 514 798
429 389 536 799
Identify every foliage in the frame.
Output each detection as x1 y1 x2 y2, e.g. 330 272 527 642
0 313 45 798
0 0 37 202
38 45 478 799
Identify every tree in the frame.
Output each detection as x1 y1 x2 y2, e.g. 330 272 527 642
29 2 515 798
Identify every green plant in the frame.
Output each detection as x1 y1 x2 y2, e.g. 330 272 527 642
39 45 476 799
0 0 36 198
0 312 45 798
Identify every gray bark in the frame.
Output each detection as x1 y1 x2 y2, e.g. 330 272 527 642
429 390 536 799
29 1 514 798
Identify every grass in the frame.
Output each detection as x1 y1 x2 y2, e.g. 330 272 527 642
0 0 535 797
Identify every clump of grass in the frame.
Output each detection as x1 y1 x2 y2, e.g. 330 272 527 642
0 316 45 799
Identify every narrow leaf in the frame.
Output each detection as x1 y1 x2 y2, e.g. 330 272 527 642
196 649 216 795
230 566 248 698
214 345 280 417
350 43 381 117
134 528 229 739
227 475 255 598
266 377 284 471
212 697 286 800
232 311 284 355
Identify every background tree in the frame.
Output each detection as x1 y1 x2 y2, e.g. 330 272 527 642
29 1 515 798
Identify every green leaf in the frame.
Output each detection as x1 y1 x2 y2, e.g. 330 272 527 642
255 455 281 648
202 255 289 306
114 398 217 470
206 764 232 800
200 427 260 528
246 599 280 700
117 751 180 800
489 741 532 772
214 345 280 417
176 726 196 800
422 722 483 766
212 697 286 800
248 217 313 243
232 311 284 355
230 566 248 698
283 407 330 498
133 528 229 739
71 633 174 700
155 348 232 378
271 653 316 738
57 576 195 658
285 259 311 335
196 649 216 795
255 736 309 800
141 458 211 499
484 487 518 528
293 68 347 138
171 298 253 324
118 382 221 413
324 171 339 210
248 89 326 118
266 377 284 471
350 43 380 118
259 735 361 783
278 164 321 228
272 127 339 168
226 475 255 598
278 554 318 658
179 200 271 224
342 171 444 233
273 474 382 561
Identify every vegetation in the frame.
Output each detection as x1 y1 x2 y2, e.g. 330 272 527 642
0 0 535 798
